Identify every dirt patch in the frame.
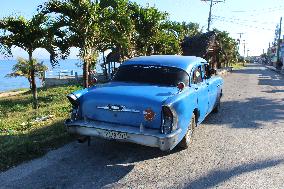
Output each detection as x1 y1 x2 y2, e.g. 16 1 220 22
0 90 28 98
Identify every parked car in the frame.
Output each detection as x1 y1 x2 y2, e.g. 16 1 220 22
65 55 223 151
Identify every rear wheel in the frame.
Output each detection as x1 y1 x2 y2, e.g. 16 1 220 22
179 113 196 149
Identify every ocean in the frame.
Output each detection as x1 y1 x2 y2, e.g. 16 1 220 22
0 59 103 92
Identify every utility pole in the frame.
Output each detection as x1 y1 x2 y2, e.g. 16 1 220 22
276 17 282 69
207 0 213 31
243 40 246 58
242 40 247 66
237 32 244 39
201 0 225 31
237 32 244 54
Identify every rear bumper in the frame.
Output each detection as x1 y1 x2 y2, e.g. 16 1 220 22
65 119 182 151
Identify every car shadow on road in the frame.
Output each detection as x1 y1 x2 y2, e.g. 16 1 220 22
0 133 179 188
204 97 284 129
183 158 284 189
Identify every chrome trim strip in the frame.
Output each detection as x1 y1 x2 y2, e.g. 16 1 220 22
96 106 109 110
96 105 140 113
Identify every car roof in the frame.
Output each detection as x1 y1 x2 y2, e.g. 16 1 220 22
122 55 207 74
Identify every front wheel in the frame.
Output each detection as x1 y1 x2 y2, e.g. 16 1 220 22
179 113 196 149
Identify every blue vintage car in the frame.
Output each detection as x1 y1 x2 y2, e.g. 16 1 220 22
65 55 223 151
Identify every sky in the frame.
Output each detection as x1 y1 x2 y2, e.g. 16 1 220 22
0 0 283 59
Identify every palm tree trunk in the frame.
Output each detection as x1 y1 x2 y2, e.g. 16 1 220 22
29 51 38 109
83 60 89 88
28 77 32 89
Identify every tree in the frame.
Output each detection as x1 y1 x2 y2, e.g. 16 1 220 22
161 21 201 42
129 4 201 56
273 24 280 46
158 21 201 55
214 29 238 67
129 2 168 56
152 29 181 55
0 13 57 109
99 0 135 60
6 58 48 89
42 0 101 88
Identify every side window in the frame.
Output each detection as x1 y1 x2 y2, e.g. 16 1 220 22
202 64 210 79
192 66 203 84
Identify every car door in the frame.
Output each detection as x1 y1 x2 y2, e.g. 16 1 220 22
202 64 218 113
191 65 209 123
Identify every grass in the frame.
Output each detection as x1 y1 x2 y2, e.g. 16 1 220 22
231 62 246 70
0 85 82 171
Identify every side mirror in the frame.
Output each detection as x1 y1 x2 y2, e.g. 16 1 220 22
92 77 98 84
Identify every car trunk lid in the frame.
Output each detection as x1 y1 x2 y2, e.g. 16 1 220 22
80 82 177 129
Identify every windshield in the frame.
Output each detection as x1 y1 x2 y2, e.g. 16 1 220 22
112 65 189 86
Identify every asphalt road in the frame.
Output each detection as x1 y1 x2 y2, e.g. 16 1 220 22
1 64 284 189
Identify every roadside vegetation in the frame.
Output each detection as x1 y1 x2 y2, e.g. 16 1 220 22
231 62 246 70
0 13 59 109
0 85 81 171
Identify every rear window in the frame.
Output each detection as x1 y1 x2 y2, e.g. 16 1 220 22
112 65 189 86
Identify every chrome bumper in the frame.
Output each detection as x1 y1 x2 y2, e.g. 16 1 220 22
65 119 182 151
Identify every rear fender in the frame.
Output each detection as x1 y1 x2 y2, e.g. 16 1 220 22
163 87 197 144
71 88 89 100
67 88 89 119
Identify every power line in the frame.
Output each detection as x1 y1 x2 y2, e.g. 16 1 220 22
213 19 274 31
212 17 276 31
234 7 284 17
212 15 279 26
232 5 284 13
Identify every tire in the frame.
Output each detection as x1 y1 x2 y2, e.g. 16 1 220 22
179 113 196 149
212 96 221 113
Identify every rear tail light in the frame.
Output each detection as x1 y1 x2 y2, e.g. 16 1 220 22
67 93 79 108
177 82 185 91
67 93 80 121
161 106 174 134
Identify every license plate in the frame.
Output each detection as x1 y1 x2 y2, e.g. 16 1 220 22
101 130 128 140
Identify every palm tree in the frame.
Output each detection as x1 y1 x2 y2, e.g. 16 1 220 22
42 0 101 88
129 2 168 56
99 0 135 60
161 21 201 41
214 29 238 67
0 13 57 109
157 21 201 55
6 58 48 89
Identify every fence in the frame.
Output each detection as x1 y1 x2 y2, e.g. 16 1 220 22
43 70 107 87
